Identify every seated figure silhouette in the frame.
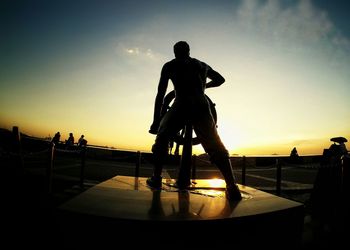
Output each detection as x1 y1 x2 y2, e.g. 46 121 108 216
289 147 300 163
147 41 241 201
77 135 88 148
65 132 75 149
51 132 61 145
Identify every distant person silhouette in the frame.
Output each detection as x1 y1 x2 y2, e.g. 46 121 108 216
147 41 241 200
51 132 61 145
77 135 87 147
65 132 75 149
289 147 300 163
290 147 298 156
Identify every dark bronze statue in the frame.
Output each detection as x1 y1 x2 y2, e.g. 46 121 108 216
147 41 241 201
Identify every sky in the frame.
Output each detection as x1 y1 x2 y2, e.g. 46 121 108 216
1 0 349 156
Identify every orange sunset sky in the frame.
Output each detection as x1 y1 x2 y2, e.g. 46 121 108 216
1 0 349 156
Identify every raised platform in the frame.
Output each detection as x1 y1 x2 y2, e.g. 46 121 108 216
57 176 304 249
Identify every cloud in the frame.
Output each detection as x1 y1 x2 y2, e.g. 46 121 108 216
291 139 314 146
125 47 155 59
233 0 349 51
332 34 350 47
115 41 162 61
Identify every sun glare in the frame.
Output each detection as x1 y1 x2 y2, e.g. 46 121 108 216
216 123 243 151
207 178 225 188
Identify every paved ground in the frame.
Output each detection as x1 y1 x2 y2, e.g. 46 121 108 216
2 150 348 249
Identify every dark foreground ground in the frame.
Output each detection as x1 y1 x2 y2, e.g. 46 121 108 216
1 134 349 249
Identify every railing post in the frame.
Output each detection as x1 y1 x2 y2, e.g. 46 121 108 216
12 126 24 175
135 151 141 177
242 156 246 185
80 147 87 188
276 158 282 195
342 155 350 195
191 154 197 180
46 142 55 194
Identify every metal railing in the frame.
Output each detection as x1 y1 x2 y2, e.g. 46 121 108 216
9 126 347 197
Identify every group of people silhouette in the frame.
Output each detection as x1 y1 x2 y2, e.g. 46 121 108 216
51 132 87 149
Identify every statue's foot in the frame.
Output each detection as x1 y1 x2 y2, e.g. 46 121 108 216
146 176 162 189
174 180 191 190
225 184 242 201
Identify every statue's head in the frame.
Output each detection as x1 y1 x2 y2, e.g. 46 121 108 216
174 41 190 59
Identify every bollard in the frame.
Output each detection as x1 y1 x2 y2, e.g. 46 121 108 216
242 156 246 185
276 158 282 195
80 147 87 188
46 142 55 194
135 151 141 177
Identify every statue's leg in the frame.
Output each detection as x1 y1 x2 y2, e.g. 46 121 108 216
147 139 167 188
209 151 242 200
151 137 168 177
176 122 193 189
194 113 241 200
148 105 185 188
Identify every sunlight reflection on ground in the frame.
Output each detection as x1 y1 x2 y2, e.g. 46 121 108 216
190 189 252 200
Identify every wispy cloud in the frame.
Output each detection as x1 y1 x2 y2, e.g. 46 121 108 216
115 42 162 61
125 47 156 59
233 0 349 51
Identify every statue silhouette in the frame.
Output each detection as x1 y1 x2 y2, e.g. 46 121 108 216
147 41 241 201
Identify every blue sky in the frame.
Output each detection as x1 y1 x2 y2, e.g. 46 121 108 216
1 0 349 155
